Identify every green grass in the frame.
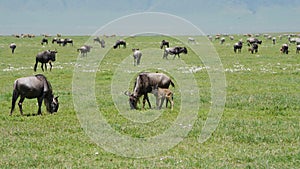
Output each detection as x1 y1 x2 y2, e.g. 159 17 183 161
0 34 299 168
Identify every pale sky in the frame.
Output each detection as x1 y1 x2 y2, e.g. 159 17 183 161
0 0 299 35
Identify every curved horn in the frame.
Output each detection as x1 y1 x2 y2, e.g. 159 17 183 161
124 91 131 96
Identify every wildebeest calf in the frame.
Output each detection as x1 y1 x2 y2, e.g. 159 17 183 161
151 86 174 110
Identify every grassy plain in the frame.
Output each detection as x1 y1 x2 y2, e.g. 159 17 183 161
0 34 299 168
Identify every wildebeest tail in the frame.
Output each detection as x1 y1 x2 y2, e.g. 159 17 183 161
170 80 175 88
10 80 19 114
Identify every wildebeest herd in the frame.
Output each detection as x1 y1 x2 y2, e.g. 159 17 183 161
7 35 190 115
8 33 299 115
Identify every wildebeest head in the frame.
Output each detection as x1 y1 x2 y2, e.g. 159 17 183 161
124 91 138 109
50 96 59 113
48 50 57 61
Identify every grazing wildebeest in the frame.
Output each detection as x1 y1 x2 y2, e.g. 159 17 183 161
56 38 64 46
151 85 174 110
77 45 92 57
94 37 105 48
220 37 225 44
247 37 262 45
280 44 289 54
41 38 48 45
248 43 259 54
34 50 57 71
94 37 101 43
160 40 169 49
272 37 276 45
62 38 73 46
10 74 59 116
233 40 243 53
9 43 16 54
163 46 188 59
296 45 300 54
113 40 126 49
188 37 196 44
124 72 175 109
132 48 142 66
52 37 58 44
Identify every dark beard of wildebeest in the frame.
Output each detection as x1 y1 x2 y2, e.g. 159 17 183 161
113 40 126 49
10 74 59 116
163 46 188 59
41 38 48 45
10 43 16 54
34 50 57 71
124 72 175 109
160 40 169 49
233 41 243 53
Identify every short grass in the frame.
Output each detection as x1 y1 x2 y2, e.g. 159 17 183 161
0 33 299 168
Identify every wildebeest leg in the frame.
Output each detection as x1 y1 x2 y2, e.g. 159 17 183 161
10 90 19 115
37 96 43 115
142 94 151 109
34 61 38 72
159 96 165 109
137 56 141 65
49 62 52 71
18 96 25 116
41 63 45 71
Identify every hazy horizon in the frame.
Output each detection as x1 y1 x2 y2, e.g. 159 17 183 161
1 0 300 36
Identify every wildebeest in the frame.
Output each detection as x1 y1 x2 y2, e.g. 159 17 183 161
289 37 300 45
34 50 57 71
280 44 289 54
9 43 16 54
62 38 73 46
93 37 101 43
77 45 92 57
296 45 300 54
124 72 175 109
247 37 262 45
53 38 73 46
151 85 174 110
10 74 59 116
41 38 48 45
248 43 259 54
160 40 169 49
113 40 126 49
94 37 105 48
220 37 225 44
188 37 196 44
52 37 58 44
132 48 142 66
272 37 276 45
233 40 243 53
163 46 188 59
